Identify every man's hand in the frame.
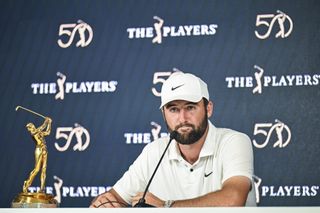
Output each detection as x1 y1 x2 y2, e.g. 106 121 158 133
90 189 126 208
132 192 164 207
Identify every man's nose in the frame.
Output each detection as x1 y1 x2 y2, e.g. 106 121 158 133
178 109 188 123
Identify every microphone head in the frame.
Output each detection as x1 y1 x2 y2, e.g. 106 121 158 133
170 131 178 140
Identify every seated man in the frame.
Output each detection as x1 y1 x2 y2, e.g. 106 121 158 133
90 72 256 207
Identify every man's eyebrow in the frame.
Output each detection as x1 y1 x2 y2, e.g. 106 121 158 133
165 101 198 109
185 102 198 105
165 103 176 109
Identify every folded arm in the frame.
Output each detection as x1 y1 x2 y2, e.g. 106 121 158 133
132 176 251 207
172 176 251 207
90 188 128 208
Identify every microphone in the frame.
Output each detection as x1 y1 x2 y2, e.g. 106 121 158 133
134 131 178 207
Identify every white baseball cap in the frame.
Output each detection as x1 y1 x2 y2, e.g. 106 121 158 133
160 72 209 108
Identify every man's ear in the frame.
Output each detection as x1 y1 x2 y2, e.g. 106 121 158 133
161 108 167 122
207 101 214 118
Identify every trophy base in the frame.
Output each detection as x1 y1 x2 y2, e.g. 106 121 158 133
11 192 58 208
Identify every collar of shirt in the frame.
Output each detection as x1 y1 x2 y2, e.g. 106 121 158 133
167 121 217 162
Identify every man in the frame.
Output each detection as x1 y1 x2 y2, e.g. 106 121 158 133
90 72 255 207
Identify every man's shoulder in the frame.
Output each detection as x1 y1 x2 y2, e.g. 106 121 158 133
209 125 252 157
211 125 250 144
215 127 246 136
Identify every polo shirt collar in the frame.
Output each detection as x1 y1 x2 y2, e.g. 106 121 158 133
168 121 216 161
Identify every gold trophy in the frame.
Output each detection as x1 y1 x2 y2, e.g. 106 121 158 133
11 106 58 208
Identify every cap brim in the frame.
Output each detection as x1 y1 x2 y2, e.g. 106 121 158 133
159 95 202 109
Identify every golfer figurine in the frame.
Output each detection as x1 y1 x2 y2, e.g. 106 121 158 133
12 106 58 208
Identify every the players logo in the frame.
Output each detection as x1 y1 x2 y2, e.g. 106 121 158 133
253 175 262 204
127 16 218 44
53 176 63 203
125 121 169 144
252 65 264 94
31 73 118 100
225 65 320 94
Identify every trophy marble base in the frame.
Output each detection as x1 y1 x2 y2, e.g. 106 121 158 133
11 192 58 208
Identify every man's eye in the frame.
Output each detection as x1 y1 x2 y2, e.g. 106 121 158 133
186 105 196 111
169 108 178 113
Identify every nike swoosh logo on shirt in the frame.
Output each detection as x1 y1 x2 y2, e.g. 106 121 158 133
171 84 184 91
204 171 213 177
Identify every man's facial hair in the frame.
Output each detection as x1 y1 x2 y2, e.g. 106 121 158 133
167 114 208 145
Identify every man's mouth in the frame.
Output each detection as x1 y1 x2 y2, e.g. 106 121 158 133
177 125 193 133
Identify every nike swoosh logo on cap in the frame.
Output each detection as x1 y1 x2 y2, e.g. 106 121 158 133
171 84 184 91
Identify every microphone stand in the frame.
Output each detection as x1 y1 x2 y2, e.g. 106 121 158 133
134 131 177 207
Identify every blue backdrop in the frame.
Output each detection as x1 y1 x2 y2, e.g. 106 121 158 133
0 0 319 207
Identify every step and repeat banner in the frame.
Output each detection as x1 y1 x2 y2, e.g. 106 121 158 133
0 0 319 207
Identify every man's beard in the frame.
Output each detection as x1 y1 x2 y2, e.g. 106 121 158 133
167 114 208 145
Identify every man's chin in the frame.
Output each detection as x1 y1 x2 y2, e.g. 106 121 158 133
175 133 193 144
176 131 191 138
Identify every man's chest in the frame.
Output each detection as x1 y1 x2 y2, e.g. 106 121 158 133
149 157 223 200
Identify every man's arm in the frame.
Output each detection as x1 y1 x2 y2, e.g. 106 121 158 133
172 176 251 207
132 176 251 207
90 188 128 208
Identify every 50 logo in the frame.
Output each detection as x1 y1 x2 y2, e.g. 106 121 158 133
252 119 291 149
57 20 93 48
151 68 182 97
55 123 90 152
255 10 293 39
